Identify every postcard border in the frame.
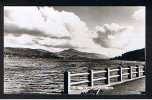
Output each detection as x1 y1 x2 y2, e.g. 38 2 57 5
1 0 152 99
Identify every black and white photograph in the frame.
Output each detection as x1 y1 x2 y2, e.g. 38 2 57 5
4 6 145 95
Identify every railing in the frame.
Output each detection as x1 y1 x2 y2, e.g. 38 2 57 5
64 65 145 94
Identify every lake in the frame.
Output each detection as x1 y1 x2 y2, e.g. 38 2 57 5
4 56 145 95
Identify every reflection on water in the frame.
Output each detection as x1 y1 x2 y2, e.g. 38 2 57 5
4 56 145 94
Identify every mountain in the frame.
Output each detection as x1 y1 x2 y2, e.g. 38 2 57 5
4 47 108 60
57 48 108 60
4 47 60 59
112 48 145 61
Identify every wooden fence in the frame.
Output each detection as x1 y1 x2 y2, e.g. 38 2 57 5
64 65 145 94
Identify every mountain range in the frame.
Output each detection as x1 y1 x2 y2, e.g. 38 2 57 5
4 47 145 61
4 47 107 60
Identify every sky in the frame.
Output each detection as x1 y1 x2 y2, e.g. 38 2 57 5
4 6 145 58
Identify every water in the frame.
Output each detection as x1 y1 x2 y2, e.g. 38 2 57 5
4 56 145 95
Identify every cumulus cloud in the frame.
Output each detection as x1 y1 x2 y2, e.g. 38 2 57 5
132 8 145 21
4 6 145 57
5 23 45 37
4 7 98 54
4 34 67 52
93 23 133 49
5 23 70 39
4 7 72 37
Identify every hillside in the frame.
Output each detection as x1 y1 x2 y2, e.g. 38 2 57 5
4 47 60 59
4 47 145 61
112 48 145 61
4 47 108 60
57 48 108 60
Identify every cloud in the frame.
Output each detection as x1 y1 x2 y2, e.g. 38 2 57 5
4 34 67 52
5 23 70 39
4 9 10 19
33 39 74 49
4 7 70 38
5 23 45 37
4 7 97 53
132 8 145 21
32 36 72 48
93 23 133 49
4 6 145 57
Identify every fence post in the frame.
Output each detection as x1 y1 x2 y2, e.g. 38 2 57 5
105 68 110 85
118 65 123 82
128 66 132 79
64 71 71 95
136 65 140 77
88 70 93 87
143 65 145 75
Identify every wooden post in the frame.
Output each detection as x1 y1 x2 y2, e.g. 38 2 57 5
136 65 140 77
128 66 132 79
64 71 71 95
118 65 123 82
88 70 93 87
105 68 110 85
143 65 145 75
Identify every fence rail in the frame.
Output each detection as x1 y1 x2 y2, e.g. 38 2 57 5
64 65 145 94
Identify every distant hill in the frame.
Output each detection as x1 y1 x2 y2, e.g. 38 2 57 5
112 48 145 61
4 47 60 59
4 47 108 60
57 48 108 60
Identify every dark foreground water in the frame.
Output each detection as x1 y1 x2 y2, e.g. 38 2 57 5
4 56 145 95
